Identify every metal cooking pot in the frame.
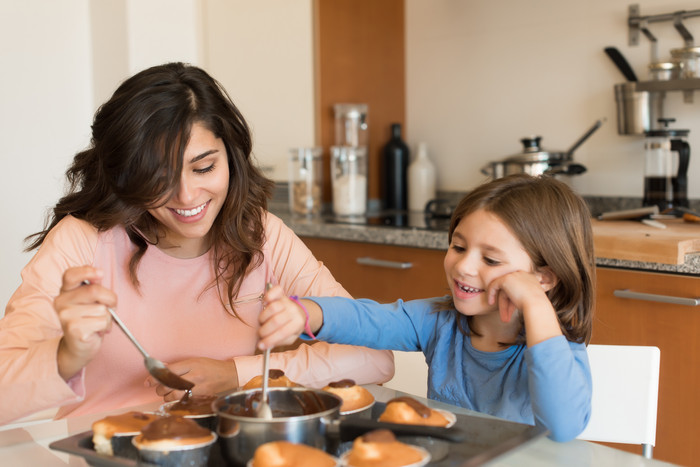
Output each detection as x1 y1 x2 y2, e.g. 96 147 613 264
213 387 465 466
481 119 604 178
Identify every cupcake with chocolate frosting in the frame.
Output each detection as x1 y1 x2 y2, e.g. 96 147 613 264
378 397 454 427
322 379 374 416
91 411 163 459
160 393 218 430
132 416 217 467
342 429 430 467
243 369 301 389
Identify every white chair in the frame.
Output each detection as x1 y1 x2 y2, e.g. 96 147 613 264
383 350 428 398
577 344 661 459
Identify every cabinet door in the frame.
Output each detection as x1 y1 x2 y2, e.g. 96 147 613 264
300 237 447 302
593 267 700 466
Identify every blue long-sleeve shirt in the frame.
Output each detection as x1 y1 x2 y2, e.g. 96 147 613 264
309 296 591 442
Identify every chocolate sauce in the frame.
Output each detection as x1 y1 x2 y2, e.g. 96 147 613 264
151 367 195 391
387 396 431 418
328 379 356 388
140 416 211 441
361 429 396 443
167 394 217 416
221 389 332 418
268 369 285 379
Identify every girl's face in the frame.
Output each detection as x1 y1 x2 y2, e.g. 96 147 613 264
148 122 230 258
444 208 534 317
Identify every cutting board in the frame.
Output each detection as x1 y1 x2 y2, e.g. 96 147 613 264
592 218 700 265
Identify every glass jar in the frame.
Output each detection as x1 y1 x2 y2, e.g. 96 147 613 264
670 46 700 78
288 147 323 216
331 146 368 217
333 103 368 147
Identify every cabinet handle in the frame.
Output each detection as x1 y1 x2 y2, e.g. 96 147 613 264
356 257 413 269
613 289 700 306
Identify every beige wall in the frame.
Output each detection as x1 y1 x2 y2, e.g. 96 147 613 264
0 0 314 312
405 0 700 197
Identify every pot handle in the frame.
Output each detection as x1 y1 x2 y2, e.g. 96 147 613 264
565 119 605 157
336 417 467 443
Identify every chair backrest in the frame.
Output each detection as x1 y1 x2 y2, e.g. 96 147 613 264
577 344 660 458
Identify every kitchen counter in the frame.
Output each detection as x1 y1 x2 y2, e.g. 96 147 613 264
0 385 674 466
271 205 700 276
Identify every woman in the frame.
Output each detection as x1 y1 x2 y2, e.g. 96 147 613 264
0 62 393 424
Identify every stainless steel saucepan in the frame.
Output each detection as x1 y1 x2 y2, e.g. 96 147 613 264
481 119 604 179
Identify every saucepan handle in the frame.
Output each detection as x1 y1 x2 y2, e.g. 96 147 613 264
335 417 466 443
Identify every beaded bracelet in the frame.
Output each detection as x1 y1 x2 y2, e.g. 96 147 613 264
289 295 317 340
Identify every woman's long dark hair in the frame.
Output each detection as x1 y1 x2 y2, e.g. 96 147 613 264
440 174 595 344
26 62 274 314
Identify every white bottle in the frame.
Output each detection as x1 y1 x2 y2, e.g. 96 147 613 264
408 142 437 211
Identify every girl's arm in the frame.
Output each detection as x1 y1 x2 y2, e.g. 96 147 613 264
259 286 321 350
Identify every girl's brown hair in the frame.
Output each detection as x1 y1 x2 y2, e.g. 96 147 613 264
444 174 595 344
26 62 274 314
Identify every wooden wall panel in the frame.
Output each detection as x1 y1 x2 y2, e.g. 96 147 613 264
314 0 406 204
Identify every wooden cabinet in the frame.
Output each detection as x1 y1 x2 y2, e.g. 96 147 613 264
300 237 446 302
592 267 700 466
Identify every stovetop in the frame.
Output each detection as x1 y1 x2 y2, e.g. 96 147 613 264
324 199 457 232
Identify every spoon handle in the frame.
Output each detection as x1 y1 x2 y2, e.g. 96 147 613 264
106 307 151 359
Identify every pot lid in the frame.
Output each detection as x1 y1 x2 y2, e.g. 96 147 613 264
503 137 567 163
645 118 690 138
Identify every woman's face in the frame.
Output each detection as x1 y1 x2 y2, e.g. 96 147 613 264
148 122 230 258
443 208 533 317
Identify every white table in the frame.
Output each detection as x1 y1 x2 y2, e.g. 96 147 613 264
0 384 677 466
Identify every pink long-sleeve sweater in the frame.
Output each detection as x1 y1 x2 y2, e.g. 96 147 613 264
0 213 393 424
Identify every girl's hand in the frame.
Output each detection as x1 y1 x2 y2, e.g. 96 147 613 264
486 270 549 323
146 357 239 401
54 266 117 381
486 269 562 346
258 285 307 351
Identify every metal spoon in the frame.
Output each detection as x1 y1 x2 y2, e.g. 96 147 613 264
80 280 194 391
105 307 195 391
256 283 274 419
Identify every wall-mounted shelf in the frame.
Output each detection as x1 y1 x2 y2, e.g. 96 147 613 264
628 4 700 47
634 77 700 92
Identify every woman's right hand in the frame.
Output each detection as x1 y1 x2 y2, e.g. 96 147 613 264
53 266 116 381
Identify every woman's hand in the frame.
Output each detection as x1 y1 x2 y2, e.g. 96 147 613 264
258 285 311 351
146 357 239 401
54 266 116 381
486 269 562 346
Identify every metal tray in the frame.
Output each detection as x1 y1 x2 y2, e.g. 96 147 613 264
49 403 546 466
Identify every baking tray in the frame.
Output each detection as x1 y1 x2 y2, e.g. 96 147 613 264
49 402 546 466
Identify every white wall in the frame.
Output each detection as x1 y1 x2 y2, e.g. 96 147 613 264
0 0 314 314
405 0 700 197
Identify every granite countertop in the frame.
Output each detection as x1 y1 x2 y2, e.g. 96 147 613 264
271 202 700 276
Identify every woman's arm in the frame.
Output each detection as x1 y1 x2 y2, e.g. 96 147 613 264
242 213 395 388
0 217 100 424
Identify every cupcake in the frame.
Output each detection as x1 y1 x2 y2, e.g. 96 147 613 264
250 441 337 467
378 397 454 427
91 411 162 459
322 379 374 415
160 393 218 430
242 369 301 389
132 416 217 467
342 429 430 467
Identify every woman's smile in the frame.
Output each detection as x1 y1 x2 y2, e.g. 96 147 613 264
169 200 211 222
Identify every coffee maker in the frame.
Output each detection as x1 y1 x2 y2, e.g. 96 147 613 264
643 118 690 213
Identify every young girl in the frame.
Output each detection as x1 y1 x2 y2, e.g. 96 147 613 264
0 62 392 425
259 174 595 442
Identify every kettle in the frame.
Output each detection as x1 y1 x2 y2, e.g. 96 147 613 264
643 118 690 213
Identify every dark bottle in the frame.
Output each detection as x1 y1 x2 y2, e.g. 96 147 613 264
382 123 409 211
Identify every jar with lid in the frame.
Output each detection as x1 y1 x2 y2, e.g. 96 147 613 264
670 46 700 78
288 147 323 216
331 146 368 217
333 104 368 147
